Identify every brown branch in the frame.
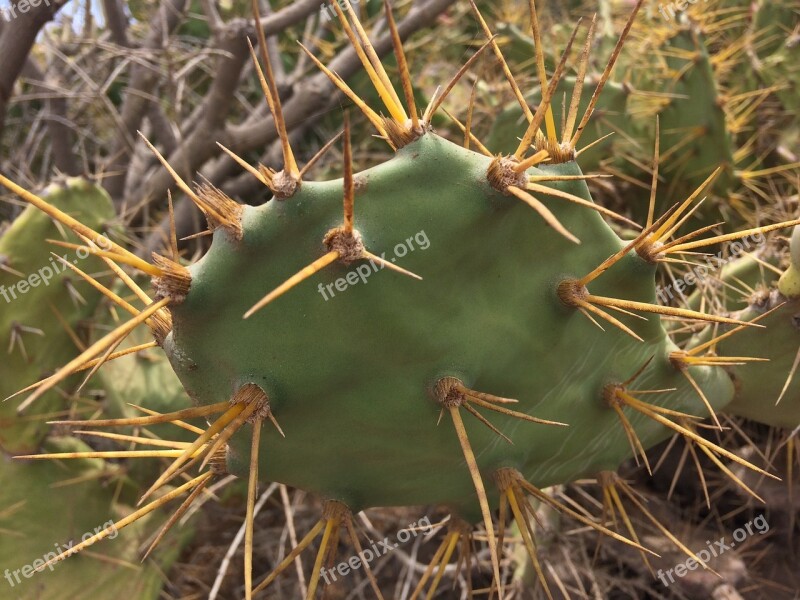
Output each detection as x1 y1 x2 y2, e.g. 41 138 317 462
0 0 69 139
229 0 456 151
259 0 288 84
200 0 224 34
128 0 327 219
101 0 189 203
101 0 130 46
129 19 252 221
258 0 322 36
106 0 324 209
148 103 178 155
20 59 80 176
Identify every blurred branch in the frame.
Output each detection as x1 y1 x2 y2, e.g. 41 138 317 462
259 0 287 84
106 0 323 210
259 0 322 36
200 0 224 34
127 18 252 221
228 0 457 152
128 0 326 220
101 0 189 203
0 0 68 139
20 59 80 176
101 0 130 46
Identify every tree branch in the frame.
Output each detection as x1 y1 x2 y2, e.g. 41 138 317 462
20 59 80 176
101 0 130 46
0 0 68 139
102 0 189 203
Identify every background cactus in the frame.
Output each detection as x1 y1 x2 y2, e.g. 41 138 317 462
0 179 114 453
482 0 799 229
704 225 800 429
0 181 195 599
0 436 188 600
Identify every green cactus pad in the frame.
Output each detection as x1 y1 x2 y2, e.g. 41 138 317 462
713 225 800 428
164 132 734 519
714 295 800 429
0 179 115 454
0 437 186 600
631 26 737 226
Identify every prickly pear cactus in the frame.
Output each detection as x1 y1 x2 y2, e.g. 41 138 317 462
712 226 800 428
0 437 187 600
635 26 736 200
489 0 797 228
0 179 114 454
0 181 194 599
743 0 800 156
717 298 800 429
2 1 799 598
171 131 735 517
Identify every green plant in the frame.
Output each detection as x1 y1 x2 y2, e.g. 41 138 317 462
0 436 188 600
1 1 799 599
485 0 799 229
0 180 193 600
0 179 114 454
703 225 800 429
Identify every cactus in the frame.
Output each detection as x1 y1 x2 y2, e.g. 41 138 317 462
0 182 196 598
0 179 115 454
741 0 800 154
683 244 781 314
631 26 736 219
1 1 799 598
0 436 188 600
94 323 192 433
485 0 799 228
484 75 630 173
698 226 800 429
715 297 800 429
90 325 197 494
625 0 799 224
